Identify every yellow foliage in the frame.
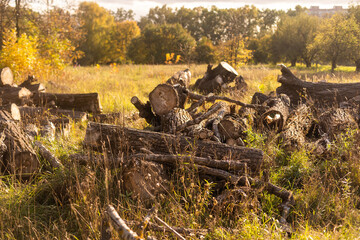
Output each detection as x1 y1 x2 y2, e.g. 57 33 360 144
216 36 253 68
165 52 181 64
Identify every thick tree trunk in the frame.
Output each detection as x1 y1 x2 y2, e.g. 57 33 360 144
0 85 32 105
355 59 360 72
276 65 360 107
0 67 14 86
290 59 296 67
331 59 337 72
83 122 263 165
33 92 102 113
0 110 39 176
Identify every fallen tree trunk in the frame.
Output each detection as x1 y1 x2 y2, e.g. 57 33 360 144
277 64 360 107
19 106 87 122
0 110 39 176
130 153 258 173
83 122 263 165
0 86 32 105
0 67 14 86
33 92 102 114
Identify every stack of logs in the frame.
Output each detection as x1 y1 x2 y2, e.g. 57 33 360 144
0 67 102 176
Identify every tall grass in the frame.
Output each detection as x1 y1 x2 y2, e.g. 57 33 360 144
0 64 359 239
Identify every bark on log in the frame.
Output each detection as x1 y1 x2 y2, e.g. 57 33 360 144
131 96 160 126
83 122 263 165
277 64 360 107
218 114 248 141
258 95 290 132
149 84 179 116
166 69 191 88
19 106 87 122
131 153 257 173
161 108 192 134
251 92 269 105
19 76 45 94
0 86 32 105
0 67 14 86
34 141 64 169
33 92 102 114
279 104 313 151
0 110 39 176
0 104 21 121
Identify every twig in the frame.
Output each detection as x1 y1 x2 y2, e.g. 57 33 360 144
137 207 157 238
154 216 186 240
34 141 64 169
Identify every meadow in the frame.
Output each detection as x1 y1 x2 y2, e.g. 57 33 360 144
0 64 360 239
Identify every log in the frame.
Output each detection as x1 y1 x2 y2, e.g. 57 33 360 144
251 92 269 105
33 92 102 114
131 96 160 126
0 110 39 176
277 64 360 107
19 106 87 122
34 141 63 169
218 114 247 141
83 122 263 165
149 84 179 116
0 104 21 121
319 108 358 139
279 104 313 151
19 76 45 94
258 95 290 132
161 108 192 134
0 86 32 105
166 69 191 88
0 67 14 86
123 159 169 203
131 153 257 173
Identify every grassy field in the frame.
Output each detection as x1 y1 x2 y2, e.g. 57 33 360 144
1 64 360 239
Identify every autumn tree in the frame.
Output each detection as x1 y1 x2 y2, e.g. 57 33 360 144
194 37 216 63
272 13 319 67
348 5 360 71
216 35 252 67
113 8 134 22
77 2 115 65
127 23 195 64
312 14 360 72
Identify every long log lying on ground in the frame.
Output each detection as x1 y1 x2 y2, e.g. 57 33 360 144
83 122 263 165
277 64 360 107
131 153 257 172
19 106 87 122
0 110 39 176
0 67 14 86
33 92 102 114
0 86 32 105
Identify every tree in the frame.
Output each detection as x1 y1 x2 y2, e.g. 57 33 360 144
348 5 360 71
77 2 115 65
272 13 319 67
248 35 273 64
225 6 259 41
110 20 140 63
194 37 216 64
113 8 134 22
216 35 252 67
127 23 195 64
138 5 175 29
0 0 10 48
312 14 360 72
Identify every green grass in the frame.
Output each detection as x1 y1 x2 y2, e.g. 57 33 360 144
0 64 360 239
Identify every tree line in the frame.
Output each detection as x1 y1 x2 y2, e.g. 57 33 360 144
0 1 360 77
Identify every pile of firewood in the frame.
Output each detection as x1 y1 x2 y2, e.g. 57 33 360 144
0 67 102 176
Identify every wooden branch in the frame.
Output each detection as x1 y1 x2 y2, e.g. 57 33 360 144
154 216 186 240
131 96 160 126
19 106 87 122
84 122 264 164
106 205 142 240
130 153 255 172
34 141 64 169
137 208 157 238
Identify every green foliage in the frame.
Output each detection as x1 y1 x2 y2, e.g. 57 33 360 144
194 37 216 64
216 36 253 68
127 23 196 64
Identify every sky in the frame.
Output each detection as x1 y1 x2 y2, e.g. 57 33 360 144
92 0 360 19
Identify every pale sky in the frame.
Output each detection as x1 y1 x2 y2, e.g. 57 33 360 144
92 0 360 19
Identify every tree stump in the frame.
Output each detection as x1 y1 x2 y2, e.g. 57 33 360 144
149 84 179 116
0 110 39 176
166 69 191 88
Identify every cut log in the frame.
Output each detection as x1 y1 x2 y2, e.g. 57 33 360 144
251 92 270 105
279 104 313 151
123 159 169 204
131 96 160 126
218 114 248 141
33 92 102 113
277 65 360 107
319 108 358 139
161 108 192 134
149 84 179 116
19 106 87 122
0 110 39 176
19 76 45 94
0 104 21 121
83 122 263 165
34 141 63 169
0 67 14 86
258 95 290 132
0 86 32 105
131 153 257 173
166 69 191 88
